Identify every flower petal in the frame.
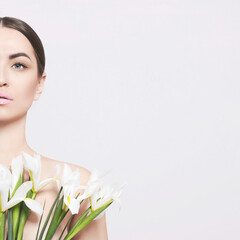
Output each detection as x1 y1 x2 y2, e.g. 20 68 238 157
55 178 61 190
12 181 32 199
61 164 80 186
10 154 23 195
54 164 60 178
24 198 43 215
64 196 80 214
0 164 12 211
36 178 55 192
4 181 32 210
22 151 42 190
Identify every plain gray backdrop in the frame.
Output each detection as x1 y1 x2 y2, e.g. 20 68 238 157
1 0 240 239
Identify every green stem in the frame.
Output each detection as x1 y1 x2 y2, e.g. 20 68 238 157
16 191 37 240
64 201 112 240
38 187 63 240
35 201 46 240
7 208 13 240
48 210 68 240
11 174 24 240
45 197 64 240
58 215 74 240
0 212 5 240
12 203 22 240
58 210 66 223
64 207 90 239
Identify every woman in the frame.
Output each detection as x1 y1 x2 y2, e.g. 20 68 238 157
0 16 108 239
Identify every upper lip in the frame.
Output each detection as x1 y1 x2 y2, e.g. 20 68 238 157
0 92 13 100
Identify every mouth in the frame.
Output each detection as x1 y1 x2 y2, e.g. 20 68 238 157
0 92 13 100
0 98 12 105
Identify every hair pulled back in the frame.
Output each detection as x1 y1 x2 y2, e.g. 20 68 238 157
0 16 45 77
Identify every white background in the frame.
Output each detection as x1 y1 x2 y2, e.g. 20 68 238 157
1 0 240 239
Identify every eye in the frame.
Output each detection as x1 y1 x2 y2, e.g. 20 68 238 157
12 62 27 70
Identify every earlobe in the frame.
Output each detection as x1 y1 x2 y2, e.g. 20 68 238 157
33 72 46 101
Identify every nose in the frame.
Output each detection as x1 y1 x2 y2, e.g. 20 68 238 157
0 67 8 87
0 81 8 87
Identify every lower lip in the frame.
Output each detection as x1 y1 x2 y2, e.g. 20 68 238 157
0 99 12 105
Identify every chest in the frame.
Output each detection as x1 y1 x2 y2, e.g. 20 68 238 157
23 183 72 240
21 165 71 239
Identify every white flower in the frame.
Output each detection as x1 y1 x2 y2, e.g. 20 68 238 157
10 154 23 197
55 164 85 214
22 151 55 192
0 164 12 212
24 197 43 215
87 183 124 220
55 164 81 190
62 185 81 214
90 183 123 212
77 169 109 202
0 164 42 215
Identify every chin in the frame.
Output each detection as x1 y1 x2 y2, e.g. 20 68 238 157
0 111 28 123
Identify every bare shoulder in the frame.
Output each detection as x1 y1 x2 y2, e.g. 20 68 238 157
40 154 91 185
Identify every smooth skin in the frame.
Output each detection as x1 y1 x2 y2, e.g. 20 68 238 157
0 27 108 240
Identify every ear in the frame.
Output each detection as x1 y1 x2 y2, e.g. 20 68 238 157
33 72 46 101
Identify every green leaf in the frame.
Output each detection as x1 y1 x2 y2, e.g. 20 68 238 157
66 201 91 238
45 196 64 240
37 187 63 240
35 201 46 240
48 209 68 240
64 206 90 239
58 215 74 240
10 175 23 199
64 201 112 240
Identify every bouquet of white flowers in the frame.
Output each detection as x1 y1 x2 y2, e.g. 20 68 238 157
0 152 123 240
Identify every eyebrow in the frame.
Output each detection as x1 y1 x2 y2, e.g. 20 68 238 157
9 52 32 62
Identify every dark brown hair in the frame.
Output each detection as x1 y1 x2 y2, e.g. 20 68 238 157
0 16 45 77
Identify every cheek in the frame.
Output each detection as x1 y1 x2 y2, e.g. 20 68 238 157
21 80 37 99
12 71 38 109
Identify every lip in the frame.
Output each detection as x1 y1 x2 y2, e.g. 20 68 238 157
0 98 12 105
0 91 13 100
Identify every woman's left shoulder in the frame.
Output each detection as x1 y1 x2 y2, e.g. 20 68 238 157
40 154 91 184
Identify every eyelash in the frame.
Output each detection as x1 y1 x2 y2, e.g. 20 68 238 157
12 62 27 70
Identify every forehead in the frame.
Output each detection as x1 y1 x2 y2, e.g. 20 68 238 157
0 27 35 57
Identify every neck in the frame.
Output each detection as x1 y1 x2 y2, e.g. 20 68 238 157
0 114 35 166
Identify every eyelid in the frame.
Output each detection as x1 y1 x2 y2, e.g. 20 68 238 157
12 62 28 69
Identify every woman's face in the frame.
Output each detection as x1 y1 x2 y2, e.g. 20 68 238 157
0 27 46 123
